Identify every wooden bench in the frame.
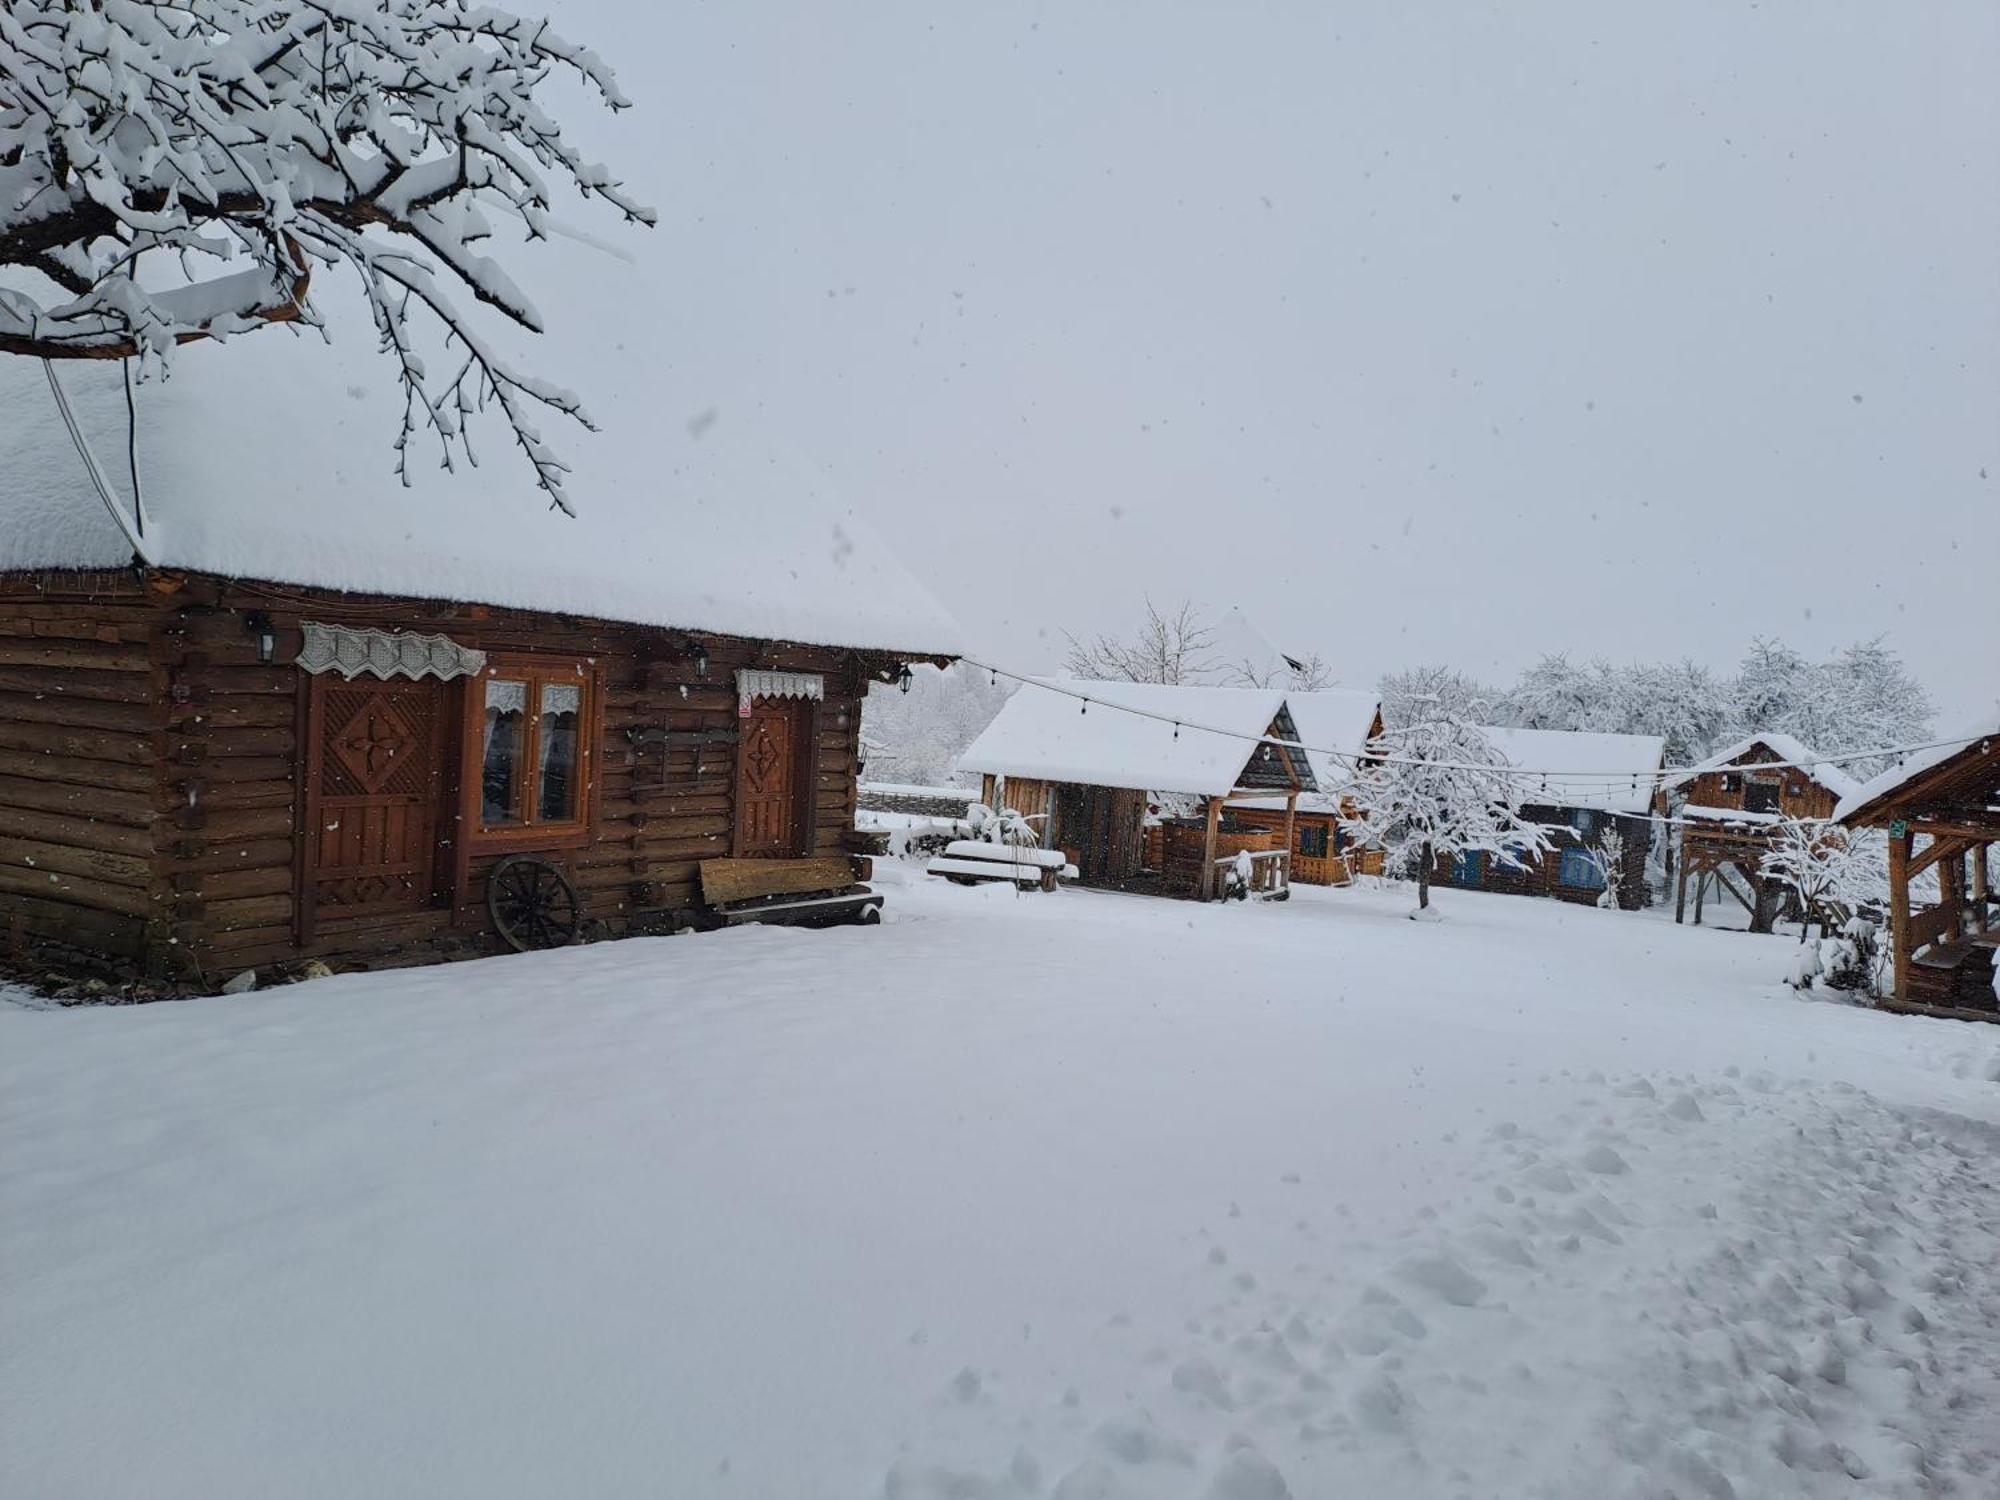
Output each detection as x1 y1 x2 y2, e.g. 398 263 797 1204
682 856 882 931
926 841 1072 892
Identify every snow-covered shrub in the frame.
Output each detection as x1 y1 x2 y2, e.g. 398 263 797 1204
960 804 1039 848
1819 917 1883 995
1585 828 1627 910
1784 917 1883 998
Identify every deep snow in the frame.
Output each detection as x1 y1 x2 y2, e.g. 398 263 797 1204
4 877 1999 1499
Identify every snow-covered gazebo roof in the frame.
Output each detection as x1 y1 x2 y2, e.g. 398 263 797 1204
957 680 1316 798
1834 715 2000 825
1662 733 1860 802
1479 727 1667 816
0 264 959 658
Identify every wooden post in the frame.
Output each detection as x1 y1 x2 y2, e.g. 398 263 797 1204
1888 827 1912 1003
1281 788 1298 895
1693 867 1705 926
1974 843 1992 931
1675 860 1688 924
1200 794 1222 901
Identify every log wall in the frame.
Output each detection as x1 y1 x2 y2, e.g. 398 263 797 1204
0 571 172 971
2 569 919 983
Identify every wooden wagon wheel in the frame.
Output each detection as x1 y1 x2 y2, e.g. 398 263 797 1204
487 854 581 952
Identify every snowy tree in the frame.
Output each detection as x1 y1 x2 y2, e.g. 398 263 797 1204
1620 660 1733 766
1378 665 1501 731
0 0 653 512
1815 639 1934 776
1509 654 1608 733
1341 671 1553 916
1062 598 1220 685
1760 818 1883 942
859 663 1016 787
1731 639 1816 743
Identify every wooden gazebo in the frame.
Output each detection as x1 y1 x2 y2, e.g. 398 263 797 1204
1837 723 1999 1019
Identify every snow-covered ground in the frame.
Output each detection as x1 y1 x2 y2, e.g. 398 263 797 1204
5 877 1999 1499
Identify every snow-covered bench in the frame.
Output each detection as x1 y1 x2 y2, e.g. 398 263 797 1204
927 841 1073 892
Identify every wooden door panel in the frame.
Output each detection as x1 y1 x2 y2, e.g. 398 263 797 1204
307 678 447 917
736 698 809 858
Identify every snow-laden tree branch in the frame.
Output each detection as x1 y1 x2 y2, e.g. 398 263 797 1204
0 0 654 513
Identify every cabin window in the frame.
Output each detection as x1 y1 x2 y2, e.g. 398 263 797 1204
1569 808 1597 837
1298 823 1330 859
469 660 596 839
1744 780 1781 815
1559 848 1606 889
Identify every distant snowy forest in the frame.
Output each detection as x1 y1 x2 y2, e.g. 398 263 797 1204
862 607 1934 786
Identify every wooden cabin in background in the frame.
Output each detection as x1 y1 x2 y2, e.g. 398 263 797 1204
1837 722 1998 1019
1664 734 1859 931
958 681 1316 899
1437 728 1665 910
1226 689 1386 885
0 356 958 987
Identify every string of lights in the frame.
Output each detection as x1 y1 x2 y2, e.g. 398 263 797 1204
955 654 1986 788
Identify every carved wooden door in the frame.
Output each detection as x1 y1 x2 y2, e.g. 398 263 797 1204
735 697 810 857
305 677 448 918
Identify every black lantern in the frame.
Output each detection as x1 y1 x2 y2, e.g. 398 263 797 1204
897 664 914 694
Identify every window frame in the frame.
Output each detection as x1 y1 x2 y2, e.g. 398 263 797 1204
458 654 603 850
1558 846 1606 890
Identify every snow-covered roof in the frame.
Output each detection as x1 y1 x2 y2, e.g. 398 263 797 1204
0 263 959 657
1662 734 1861 800
957 680 1300 796
1478 727 1667 815
1834 714 2000 824
1232 689 1382 810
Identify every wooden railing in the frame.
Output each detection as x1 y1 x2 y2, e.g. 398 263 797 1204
1214 848 1290 896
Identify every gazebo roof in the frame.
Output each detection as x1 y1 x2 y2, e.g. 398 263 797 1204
1835 718 2000 829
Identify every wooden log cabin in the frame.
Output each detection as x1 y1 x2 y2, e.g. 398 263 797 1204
958 680 1317 899
0 354 958 986
1836 721 1999 1020
1663 734 1859 931
1223 689 1386 886
1435 728 1665 910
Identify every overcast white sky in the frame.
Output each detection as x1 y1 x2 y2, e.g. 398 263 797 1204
546 0 1997 716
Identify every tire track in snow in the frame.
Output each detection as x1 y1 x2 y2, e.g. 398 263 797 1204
881 1069 2000 1499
